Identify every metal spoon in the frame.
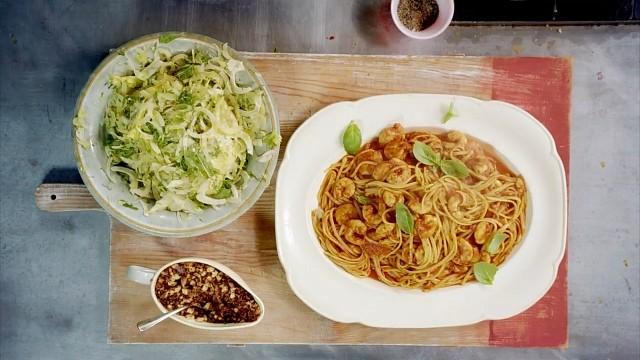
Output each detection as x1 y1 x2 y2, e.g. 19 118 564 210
137 306 188 332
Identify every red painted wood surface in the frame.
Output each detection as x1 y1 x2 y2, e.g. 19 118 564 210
489 57 571 347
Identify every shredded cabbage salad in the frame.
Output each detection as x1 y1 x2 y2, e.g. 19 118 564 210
102 42 279 214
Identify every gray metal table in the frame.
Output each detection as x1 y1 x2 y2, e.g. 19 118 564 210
1 1 638 359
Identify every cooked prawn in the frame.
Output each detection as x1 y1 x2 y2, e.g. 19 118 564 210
378 123 404 145
371 223 395 240
408 197 430 215
333 178 355 200
416 214 438 241
386 159 411 184
454 237 474 265
382 190 403 208
362 205 382 226
372 161 393 181
356 150 383 176
383 140 409 160
344 219 367 244
335 203 358 225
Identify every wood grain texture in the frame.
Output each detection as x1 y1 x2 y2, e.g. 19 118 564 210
242 53 494 150
108 54 493 345
35 54 570 346
35 184 100 212
109 221 488 344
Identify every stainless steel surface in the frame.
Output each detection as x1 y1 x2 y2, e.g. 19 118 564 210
137 307 188 332
0 0 638 359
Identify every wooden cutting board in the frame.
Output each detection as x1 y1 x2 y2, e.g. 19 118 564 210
35 54 570 346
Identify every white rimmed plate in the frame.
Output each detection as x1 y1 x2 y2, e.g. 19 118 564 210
275 94 567 328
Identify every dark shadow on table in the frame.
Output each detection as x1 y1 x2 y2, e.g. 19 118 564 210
352 0 402 46
42 167 83 184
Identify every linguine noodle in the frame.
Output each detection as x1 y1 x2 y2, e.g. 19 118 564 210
312 124 527 291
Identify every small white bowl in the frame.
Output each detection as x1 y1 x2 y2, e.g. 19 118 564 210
390 0 454 40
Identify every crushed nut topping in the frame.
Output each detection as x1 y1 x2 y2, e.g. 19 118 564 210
155 262 261 324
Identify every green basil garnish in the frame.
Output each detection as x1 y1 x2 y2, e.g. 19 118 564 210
355 193 371 205
412 141 468 179
473 262 498 285
342 121 362 155
395 202 414 235
413 141 441 166
486 232 507 255
442 101 457 123
440 159 470 179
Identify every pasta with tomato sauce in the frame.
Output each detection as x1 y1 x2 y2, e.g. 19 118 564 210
312 123 527 290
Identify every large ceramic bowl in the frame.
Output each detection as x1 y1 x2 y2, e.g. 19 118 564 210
276 94 567 328
72 33 279 237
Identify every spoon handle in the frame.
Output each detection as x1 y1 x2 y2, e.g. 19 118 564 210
137 306 187 332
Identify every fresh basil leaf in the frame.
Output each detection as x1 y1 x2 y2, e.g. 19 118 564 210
159 33 178 44
395 202 414 235
486 232 507 255
442 101 457 123
473 262 498 285
342 121 362 155
440 159 470 179
413 141 441 166
355 193 370 205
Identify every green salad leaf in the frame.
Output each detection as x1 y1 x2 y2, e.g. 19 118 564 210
103 44 276 214
263 131 281 148
73 110 89 149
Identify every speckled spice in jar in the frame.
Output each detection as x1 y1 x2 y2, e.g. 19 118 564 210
398 0 439 31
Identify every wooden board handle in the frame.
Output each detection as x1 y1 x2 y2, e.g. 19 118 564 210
35 184 101 212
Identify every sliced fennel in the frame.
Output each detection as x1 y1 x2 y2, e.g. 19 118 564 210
73 110 89 149
102 43 278 214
